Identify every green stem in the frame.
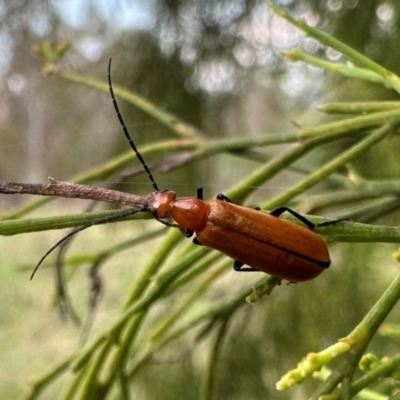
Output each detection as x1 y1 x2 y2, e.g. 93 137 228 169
345 275 400 347
312 273 400 399
352 352 400 395
148 262 228 344
299 109 400 139
76 342 113 400
48 66 202 140
0 209 150 236
26 359 71 400
60 360 89 400
123 229 191 307
97 263 228 397
127 289 249 379
320 102 400 115
283 49 384 84
226 132 339 203
99 313 146 398
199 318 230 400
71 232 204 372
87 232 187 397
269 4 400 93
262 123 394 209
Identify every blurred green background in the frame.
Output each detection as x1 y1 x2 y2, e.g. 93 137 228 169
1 1 400 399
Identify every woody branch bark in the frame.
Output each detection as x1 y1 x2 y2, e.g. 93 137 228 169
0 178 147 209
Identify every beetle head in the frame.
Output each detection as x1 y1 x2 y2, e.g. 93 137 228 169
145 190 176 218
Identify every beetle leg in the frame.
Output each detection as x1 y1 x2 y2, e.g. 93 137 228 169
196 187 204 200
233 260 258 272
180 227 194 238
157 219 193 237
270 206 315 229
270 207 349 230
193 237 203 246
217 194 262 212
216 194 233 203
157 218 178 228
316 217 350 228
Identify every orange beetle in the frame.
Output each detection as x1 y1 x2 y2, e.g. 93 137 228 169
32 59 343 282
145 189 333 282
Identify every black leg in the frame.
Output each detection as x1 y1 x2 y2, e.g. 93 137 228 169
270 206 315 229
233 260 258 272
156 219 179 228
270 206 349 230
316 218 350 228
157 218 193 237
217 194 233 203
180 227 193 238
196 187 203 200
193 237 203 246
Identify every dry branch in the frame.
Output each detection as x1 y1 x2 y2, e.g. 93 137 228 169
0 178 147 209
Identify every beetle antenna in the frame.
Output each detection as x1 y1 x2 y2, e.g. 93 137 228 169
30 208 141 280
108 58 159 192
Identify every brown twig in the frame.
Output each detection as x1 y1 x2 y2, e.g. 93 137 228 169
0 178 147 209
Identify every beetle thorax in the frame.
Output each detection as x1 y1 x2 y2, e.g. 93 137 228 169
147 191 209 233
171 198 209 232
